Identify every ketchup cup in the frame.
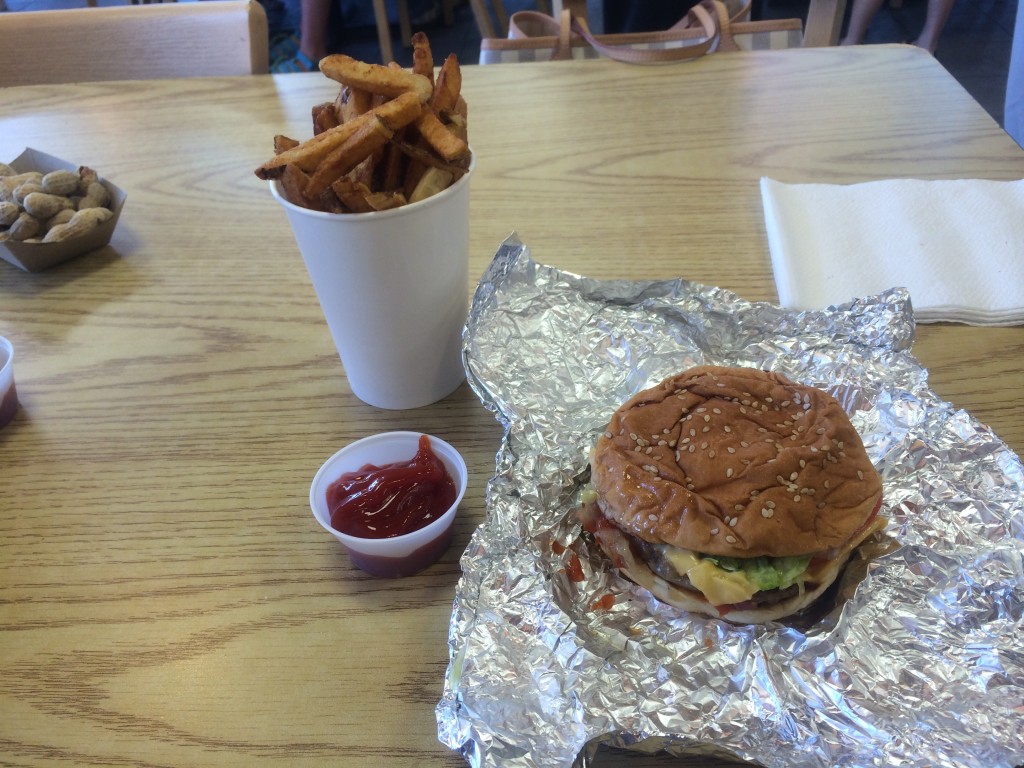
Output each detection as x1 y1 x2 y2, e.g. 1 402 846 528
310 432 468 577
0 336 17 432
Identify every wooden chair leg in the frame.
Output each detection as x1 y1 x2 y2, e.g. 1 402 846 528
371 0 395 62
491 0 509 35
397 0 412 48
468 0 496 38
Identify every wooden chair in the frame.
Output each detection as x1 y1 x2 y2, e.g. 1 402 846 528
370 0 458 64
0 0 269 88
469 0 551 38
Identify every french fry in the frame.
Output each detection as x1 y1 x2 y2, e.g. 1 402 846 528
256 32 470 213
363 188 408 210
312 102 340 135
274 135 300 154
277 163 319 209
306 115 393 198
440 111 467 143
391 138 469 178
330 178 376 213
319 54 433 103
429 54 461 112
414 110 470 162
335 85 372 123
411 31 434 84
255 91 422 179
409 167 453 204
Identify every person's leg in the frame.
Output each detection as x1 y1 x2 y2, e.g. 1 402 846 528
840 0 888 45
913 0 955 52
300 0 331 63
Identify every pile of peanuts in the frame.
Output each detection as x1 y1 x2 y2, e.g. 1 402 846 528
0 163 114 245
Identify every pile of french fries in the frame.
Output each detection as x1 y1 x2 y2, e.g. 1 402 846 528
255 34 471 214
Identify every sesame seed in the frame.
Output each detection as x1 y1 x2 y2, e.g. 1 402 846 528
726 468 734 477
799 460 806 468
794 495 801 502
713 408 722 414
726 535 737 543
857 470 864 480
790 472 798 481
817 502 826 509
704 415 711 422
648 514 658 521
728 517 738 526
709 450 716 458
781 400 790 407
711 528 720 535
604 431 613 438
690 429 696 437
758 427 768 433
658 440 667 446
703 426 711 433
762 508 774 518
645 447 653 454
727 447 736 454
823 480 831 488
734 504 743 511
689 445 696 453
675 451 681 462
740 441 749 448
723 426 732 433
663 428 671 434
701 441 708 449
817 428 826 435
629 433 637 440
766 501 776 508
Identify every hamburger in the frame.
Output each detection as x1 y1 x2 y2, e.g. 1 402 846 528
580 365 886 623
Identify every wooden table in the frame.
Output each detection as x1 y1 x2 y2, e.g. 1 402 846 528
1 45 1022 768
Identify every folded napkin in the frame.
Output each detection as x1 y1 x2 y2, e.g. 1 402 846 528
760 177 1024 325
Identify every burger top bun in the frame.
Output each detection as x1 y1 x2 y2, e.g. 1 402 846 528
591 366 883 558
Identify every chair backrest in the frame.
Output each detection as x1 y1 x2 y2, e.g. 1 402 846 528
0 0 269 87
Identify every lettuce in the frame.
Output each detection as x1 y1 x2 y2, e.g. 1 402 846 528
702 554 812 592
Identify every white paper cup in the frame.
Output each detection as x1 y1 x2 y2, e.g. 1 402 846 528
309 431 468 578
0 336 17 431
271 160 474 410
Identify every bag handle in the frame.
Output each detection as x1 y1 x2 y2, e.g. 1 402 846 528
508 0 733 64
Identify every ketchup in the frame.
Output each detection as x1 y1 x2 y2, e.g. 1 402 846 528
326 435 456 539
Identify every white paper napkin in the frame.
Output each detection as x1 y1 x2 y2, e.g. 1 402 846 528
760 177 1024 325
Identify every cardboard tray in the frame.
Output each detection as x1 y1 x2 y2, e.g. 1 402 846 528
1 148 127 273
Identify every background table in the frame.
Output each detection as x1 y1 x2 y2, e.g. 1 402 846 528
1 45 1023 767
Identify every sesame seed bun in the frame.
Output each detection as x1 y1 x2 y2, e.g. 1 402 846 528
591 366 883 559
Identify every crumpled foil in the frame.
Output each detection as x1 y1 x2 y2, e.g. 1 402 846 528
436 235 1024 768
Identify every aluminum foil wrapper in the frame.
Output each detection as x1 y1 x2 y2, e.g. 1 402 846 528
436 235 1024 768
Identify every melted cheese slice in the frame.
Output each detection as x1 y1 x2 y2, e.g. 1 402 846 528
662 547 758 605
655 513 888 607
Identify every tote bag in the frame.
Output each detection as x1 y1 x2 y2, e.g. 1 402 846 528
479 0 804 64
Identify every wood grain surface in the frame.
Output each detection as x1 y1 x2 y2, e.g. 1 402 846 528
1 46 1022 767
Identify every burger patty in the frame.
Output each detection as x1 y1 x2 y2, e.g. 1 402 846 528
633 537 803 608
